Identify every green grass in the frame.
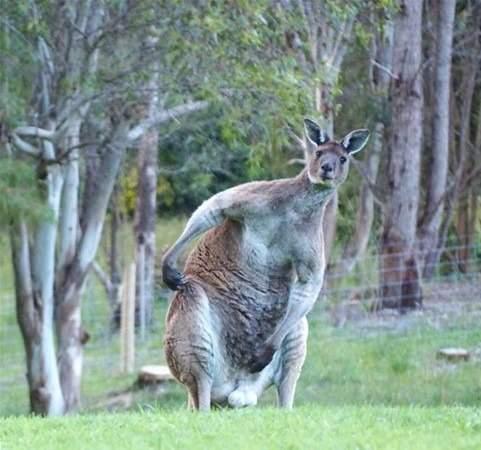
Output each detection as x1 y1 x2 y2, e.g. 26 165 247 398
2 406 481 450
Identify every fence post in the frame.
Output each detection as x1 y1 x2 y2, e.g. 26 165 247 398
137 242 146 341
120 262 136 373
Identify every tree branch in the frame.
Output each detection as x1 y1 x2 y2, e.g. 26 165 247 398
14 126 56 140
370 59 398 81
91 261 112 294
127 100 208 142
10 133 41 156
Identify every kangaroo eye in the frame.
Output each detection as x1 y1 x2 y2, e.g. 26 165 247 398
340 156 347 164
316 150 323 158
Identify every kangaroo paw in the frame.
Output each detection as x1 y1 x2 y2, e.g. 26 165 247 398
162 264 186 291
248 344 276 373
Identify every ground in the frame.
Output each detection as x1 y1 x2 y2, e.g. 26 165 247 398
2 406 481 450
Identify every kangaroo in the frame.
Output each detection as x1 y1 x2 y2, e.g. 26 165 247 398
162 119 369 410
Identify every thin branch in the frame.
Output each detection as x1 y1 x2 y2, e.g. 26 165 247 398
92 261 112 293
370 59 398 80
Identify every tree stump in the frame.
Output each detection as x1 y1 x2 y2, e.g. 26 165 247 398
436 348 470 362
137 365 174 388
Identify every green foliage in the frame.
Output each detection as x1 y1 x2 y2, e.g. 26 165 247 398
0 158 50 227
156 109 252 213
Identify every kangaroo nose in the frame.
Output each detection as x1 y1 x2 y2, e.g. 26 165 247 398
321 163 333 172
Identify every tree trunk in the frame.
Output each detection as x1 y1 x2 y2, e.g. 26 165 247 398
56 123 130 412
11 223 65 416
11 136 66 415
455 193 470 272
134 127 159 333
109 185 122 327
425 6 481 277
380 0 423 310
418 0 456 277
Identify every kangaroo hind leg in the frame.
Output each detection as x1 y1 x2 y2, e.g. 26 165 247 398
165 282 215 412
275 317 308 409
186 376 212 412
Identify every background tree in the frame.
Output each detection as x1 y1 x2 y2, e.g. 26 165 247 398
379 0 424 310
418 0 456 277
2 1 207 415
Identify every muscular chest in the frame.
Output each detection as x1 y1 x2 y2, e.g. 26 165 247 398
241 212 320 269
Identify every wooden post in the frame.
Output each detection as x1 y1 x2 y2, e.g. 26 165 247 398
120 263 136 373
137 242 146 341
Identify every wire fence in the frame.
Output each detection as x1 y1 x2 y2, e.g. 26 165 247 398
0 236 480 415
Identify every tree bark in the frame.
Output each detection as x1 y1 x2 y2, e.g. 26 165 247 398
418 0 456 278
134 81 160 333
109 185 122 325
379 0 424 310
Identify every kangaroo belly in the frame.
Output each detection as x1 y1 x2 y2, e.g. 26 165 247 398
183 219 292 368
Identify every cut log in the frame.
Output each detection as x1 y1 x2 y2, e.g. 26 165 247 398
436 348 470 362
138 365 174 386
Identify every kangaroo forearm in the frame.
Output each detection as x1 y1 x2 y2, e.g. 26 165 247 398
267 281 320 349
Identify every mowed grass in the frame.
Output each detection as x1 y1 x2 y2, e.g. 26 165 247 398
2 406 481 450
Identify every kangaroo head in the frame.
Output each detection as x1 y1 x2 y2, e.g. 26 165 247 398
303 118 370 188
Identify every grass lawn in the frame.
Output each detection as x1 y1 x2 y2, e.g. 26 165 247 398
2 405 481 450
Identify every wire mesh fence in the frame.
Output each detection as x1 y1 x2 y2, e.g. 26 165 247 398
1 236 480 415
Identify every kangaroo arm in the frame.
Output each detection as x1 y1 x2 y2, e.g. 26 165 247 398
270 260 323 347
162 191 242 290
247 261 322 373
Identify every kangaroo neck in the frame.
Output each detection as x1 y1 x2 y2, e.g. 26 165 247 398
291 169 335 216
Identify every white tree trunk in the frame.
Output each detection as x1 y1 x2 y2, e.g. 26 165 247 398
12 152 66 416
33 160 65 416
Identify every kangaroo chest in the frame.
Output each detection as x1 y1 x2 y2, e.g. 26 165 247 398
185 213 320 299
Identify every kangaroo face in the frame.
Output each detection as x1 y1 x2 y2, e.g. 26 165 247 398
307 143 350 188
303 118 370 188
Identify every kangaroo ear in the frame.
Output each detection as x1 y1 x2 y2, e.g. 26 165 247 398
341 129 370 155
304 118 330 150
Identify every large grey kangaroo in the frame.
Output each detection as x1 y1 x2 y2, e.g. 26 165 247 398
162 119 369 410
